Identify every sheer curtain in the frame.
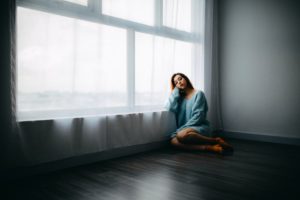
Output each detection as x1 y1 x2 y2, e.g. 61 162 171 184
16 0 205 121
17 7 128 120
2 0 25 172
135 33 196 106
3 0 220 175
204 0 223 133
13 0 222 132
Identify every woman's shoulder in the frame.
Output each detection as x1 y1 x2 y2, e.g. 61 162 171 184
195 89 204 97
193 90 206 101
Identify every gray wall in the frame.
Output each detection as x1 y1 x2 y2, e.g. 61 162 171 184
219 0 300 138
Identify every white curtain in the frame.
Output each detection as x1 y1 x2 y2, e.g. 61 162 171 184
16 111 176 166
135 32 197 105
204 0 223 133
17 7 128 118
16 0 204 121
2 0 26 173
4 0 205 173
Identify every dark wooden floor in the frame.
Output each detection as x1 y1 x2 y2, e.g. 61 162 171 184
2 138 300 200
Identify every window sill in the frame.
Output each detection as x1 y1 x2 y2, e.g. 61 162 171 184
17 105 169 122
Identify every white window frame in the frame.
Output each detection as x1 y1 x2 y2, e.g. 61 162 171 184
16 0 205 121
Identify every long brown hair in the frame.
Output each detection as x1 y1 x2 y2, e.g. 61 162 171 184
170 72 194 91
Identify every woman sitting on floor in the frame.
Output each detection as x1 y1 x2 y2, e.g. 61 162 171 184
165 72 233 154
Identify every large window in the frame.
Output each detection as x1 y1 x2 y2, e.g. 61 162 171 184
102 0 155 26
16 0 205 121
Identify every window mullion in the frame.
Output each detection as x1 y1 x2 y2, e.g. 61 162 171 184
191 0 203 39
155 0 163 28
127 29 135 109
191 0 197 87
88 0 101 14
87 0 93 10
192 44 203 90
191 0 204 90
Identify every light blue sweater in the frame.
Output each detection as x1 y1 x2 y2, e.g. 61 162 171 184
164 87 211 138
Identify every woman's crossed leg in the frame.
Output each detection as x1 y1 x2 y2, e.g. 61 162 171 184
170 128 233 154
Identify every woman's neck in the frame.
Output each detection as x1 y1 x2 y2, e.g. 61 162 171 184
184 87 195 95
183 87 196 99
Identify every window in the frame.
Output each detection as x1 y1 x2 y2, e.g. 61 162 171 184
102 0 155 26
135 32 194 106
63 0 88 6
16 0 205 121
163 0 192 32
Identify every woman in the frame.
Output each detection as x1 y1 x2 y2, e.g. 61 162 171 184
164 72 233 154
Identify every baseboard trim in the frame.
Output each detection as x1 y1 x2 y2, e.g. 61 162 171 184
221 130 300 146
1 140 169 182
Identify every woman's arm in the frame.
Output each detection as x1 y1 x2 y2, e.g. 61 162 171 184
178 91 208 129
164 87 181 113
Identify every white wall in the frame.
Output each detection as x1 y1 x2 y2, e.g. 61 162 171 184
219 0 300 138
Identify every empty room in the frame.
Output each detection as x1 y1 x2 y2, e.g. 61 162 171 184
1 0 300 199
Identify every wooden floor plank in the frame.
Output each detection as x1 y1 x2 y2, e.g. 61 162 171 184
2 138 300 200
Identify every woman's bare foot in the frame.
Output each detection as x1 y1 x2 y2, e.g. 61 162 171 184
215 137 234 151
205 144 224 154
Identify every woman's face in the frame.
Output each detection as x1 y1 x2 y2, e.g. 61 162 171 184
173 75 187 90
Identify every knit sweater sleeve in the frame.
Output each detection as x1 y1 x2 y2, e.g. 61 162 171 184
164 87 181 113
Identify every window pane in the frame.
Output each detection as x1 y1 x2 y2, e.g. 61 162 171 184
17 7 127 113
163 0 191 32
102 0 154 25
63 0 88 6
135 32 193 106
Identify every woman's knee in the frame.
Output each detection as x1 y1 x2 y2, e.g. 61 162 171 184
178 128 195 134
170 137 181 147
176 129 196 143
